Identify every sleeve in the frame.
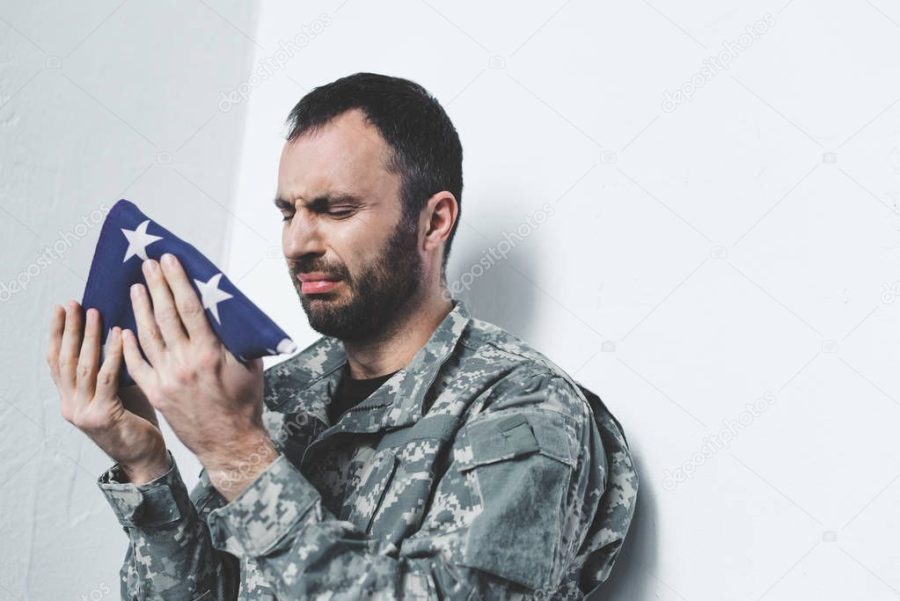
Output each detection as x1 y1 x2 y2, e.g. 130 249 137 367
202 373 604 600
97 451 241 600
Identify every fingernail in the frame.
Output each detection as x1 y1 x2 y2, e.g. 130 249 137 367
131 283 141 297
162 253 175 267
143 259 157 273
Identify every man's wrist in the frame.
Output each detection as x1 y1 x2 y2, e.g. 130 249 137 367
201 431 279 502
121 450 172 485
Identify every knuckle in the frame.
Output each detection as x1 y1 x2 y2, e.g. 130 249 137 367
76 364 92 381
157 306 178 323
96 370 114 389
173 364 197 385
159 377 179 397
180 300 203 317
198 350 220 370
150 328 165 345
138 326 161 348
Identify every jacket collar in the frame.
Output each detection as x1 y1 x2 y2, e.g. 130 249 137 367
287 298 472 433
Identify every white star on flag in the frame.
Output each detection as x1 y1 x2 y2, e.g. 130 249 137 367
194 273 233 325
121 219 163 262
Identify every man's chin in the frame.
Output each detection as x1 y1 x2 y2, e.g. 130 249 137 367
301 299 351 335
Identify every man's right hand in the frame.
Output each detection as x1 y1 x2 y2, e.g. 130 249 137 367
47 301 170 484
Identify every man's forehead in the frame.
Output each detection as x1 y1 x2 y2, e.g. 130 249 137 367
277 135 396 205
276 157 372 204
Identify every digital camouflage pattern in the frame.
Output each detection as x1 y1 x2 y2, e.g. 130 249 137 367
97 298 638 600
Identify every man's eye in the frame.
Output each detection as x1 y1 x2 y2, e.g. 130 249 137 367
281 213 293 222
329 210 353 217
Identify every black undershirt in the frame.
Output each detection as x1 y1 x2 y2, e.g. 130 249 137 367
327 363 399 425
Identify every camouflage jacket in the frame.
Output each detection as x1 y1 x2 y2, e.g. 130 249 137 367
97 298 638 600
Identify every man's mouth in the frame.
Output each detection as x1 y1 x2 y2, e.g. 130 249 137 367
297 272 343 295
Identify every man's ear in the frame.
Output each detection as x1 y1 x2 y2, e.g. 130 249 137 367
423 191 458 251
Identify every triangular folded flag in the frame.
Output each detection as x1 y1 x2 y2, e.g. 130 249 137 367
82 199 296 386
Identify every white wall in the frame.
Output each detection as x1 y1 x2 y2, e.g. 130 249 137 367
4 0 900 599
0 1 257 598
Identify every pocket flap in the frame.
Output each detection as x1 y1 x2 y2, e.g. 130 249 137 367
457 411 576 472
457 414 540 472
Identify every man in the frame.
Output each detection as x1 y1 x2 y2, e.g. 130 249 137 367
46 72 638 599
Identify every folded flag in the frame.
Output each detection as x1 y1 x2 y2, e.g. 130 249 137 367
82 198 296 386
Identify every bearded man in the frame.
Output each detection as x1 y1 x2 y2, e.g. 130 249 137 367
47 72 638 600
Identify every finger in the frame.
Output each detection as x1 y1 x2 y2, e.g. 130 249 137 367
142 258 188 347
46 304 65 386
75 308 102 398
121 328 156 395
130 282 166 365
59 301 84 384
159 253 215 343
95 326 123 401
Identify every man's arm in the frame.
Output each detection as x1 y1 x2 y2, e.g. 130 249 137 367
201 375 603 599
97 452 241 600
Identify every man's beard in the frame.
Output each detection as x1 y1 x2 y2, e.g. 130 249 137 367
288 212 424 342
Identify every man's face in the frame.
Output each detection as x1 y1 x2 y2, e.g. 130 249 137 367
275 109 424 341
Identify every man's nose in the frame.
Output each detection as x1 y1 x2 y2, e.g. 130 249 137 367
283 213 326 258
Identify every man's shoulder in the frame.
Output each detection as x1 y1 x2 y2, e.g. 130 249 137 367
457 315 593 424
264 335 342 386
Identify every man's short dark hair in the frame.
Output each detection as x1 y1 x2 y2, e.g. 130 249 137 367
284 72 463 278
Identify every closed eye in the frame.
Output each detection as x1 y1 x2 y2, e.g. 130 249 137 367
281 209 354 222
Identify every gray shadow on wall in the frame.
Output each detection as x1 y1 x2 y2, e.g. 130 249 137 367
446 232 539 340
447 237 657 600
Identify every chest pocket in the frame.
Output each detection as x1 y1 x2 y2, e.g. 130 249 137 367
344 448 398 534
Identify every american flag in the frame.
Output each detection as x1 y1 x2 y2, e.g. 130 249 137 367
82 199 296 386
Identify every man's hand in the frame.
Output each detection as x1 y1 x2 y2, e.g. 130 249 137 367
47 302 170 484
121 253 277 501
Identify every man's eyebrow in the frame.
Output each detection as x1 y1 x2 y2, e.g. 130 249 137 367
273 193 363 210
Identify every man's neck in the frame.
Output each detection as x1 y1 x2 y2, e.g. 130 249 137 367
341 291 453 380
